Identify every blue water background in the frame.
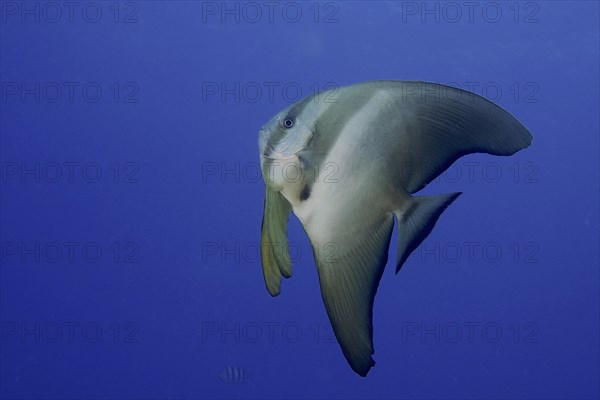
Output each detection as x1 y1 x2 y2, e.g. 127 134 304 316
1 1 599 399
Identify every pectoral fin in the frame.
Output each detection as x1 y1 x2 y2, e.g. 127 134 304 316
260 187 293 296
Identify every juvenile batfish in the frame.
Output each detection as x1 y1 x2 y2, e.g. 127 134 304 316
258 80 532 376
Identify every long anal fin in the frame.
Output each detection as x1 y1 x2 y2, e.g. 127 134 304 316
394 192 461 273
311 215 394 376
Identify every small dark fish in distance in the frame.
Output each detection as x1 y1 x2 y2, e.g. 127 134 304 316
219 366 252 384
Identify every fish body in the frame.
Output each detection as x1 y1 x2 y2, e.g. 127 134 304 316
258 80 532 376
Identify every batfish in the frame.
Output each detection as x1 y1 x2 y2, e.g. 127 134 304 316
258 81 532 376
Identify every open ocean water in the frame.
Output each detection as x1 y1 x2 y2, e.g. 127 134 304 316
0 1 599 399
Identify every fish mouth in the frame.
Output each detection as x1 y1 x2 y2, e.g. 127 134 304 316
259 126 308 160
263 137 310 160
262 147 302 161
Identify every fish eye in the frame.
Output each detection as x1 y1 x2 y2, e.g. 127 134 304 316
282 117 295 129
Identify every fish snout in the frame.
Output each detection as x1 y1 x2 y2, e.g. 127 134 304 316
258 127 271 155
